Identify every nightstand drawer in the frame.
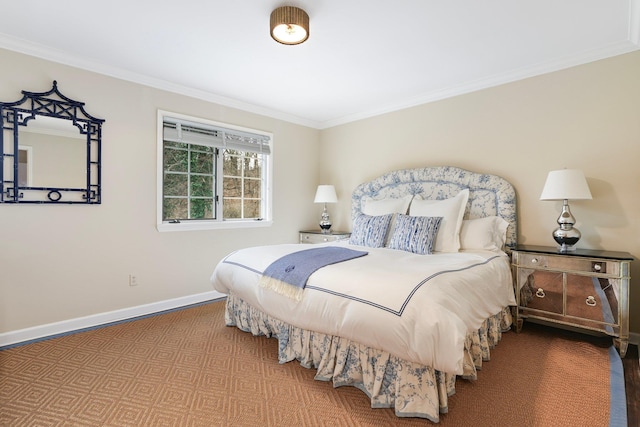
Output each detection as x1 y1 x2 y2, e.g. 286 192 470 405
519 270 563 315
565 275 618 325
299 231 351 244
517 253 618 276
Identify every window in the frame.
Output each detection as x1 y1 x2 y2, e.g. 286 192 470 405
157 111 272 231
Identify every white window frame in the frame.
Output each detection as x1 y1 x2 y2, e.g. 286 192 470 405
156 110 273 232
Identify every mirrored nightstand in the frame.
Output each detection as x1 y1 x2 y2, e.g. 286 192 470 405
512 244 633 357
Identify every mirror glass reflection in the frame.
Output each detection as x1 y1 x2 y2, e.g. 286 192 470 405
18 116 86 189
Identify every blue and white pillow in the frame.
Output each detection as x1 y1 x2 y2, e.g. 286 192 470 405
349 213 393 248
388 214 442 255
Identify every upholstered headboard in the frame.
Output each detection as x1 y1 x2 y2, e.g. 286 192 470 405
351 166 517 250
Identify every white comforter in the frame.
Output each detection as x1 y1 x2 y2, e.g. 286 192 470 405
210 241 516 375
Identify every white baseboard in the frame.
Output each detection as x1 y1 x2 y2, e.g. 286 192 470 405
630 332 640 347
0 290 226 348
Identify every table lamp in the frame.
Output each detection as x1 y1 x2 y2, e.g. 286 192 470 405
540 169 592 252
314 185 338 233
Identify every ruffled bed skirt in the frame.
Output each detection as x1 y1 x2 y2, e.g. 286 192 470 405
224 294 513 423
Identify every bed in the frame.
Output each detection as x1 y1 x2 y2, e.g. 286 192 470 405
210 166 518 423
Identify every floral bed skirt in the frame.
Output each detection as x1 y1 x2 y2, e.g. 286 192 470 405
224 293 513 423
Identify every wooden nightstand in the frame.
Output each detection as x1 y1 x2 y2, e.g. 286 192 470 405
299 230 351 244
512 245 633 357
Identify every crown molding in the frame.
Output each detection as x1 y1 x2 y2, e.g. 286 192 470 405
320 39 640 129
0 33 322 129
630 0 640 45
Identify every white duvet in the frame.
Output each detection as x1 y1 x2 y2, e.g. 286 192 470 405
210 241 516 375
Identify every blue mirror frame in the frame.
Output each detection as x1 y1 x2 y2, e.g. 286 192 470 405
0 81 105 204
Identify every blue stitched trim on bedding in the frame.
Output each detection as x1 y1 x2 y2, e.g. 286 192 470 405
307 255 500 315
223 254 501 317
223 260 262 275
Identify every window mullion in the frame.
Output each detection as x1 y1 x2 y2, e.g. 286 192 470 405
187 144 192 219
213 148 218 220
216 148 224 221
240 154 245 219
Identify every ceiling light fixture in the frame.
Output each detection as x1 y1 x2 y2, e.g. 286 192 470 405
270 6 309 45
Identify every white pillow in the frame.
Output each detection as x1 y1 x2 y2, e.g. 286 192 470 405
409 189 469 252
361 195 413 216
460 216 509 251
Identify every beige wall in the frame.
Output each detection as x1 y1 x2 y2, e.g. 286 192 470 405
320 51 640 334
0 49 321 333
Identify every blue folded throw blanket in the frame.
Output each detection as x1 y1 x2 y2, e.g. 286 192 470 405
259 246 368 300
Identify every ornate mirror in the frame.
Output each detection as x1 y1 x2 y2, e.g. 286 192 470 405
0 81 104 204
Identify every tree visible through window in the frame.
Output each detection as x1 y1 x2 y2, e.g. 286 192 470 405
222 150 263 219
159 113 271 228
163 141 215 220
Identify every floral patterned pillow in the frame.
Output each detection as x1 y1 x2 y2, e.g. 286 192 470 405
349 213 393 248
388 214 442 255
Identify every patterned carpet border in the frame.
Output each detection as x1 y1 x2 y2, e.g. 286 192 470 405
609 345 627 426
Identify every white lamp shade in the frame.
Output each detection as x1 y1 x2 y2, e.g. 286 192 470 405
314 185 337 203
540 169 592 200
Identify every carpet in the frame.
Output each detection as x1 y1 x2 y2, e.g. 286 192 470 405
0 300 626 426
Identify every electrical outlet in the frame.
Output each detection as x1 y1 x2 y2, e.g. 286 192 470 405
129 274 139 286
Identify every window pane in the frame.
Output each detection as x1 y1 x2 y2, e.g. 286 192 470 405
164 147 188 172
163 198 187 220
244 199 261 218
223 198 241 218
191 198 214 219
192 145 214 153
224 177 242 197
223 152 241 177
244 178 261 198
190 151 214 174
244 156 262 178
165 141 188 150
164 173 188 196
191 175 213 197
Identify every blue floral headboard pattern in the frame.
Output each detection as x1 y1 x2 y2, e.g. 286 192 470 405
351 166 517 250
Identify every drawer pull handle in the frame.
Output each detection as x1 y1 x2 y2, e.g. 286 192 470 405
586 296 597 307
531 258 539 264
593 264 601 271
535 288 545 298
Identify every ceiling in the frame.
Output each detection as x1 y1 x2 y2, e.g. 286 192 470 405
0 1 638 129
